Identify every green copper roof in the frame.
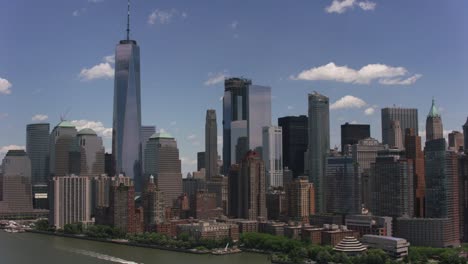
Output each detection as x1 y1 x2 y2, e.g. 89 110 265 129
150 132 173 139
427 98 440 118
77 128 97 136
57 120 75 128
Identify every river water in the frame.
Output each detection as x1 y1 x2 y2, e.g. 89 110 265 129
0 232 269 264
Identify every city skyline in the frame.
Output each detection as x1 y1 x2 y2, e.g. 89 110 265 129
1 0 468 175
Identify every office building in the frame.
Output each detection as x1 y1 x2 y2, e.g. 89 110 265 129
197 152 205 171
190 191 222 220
112 3 142 191
144 132 182 207
286 176 315 222
77 128 105 177
177 221 239 242
0 150 33 213
396 218 456 248
205 109 218 180
206 175 228 214
104 153 115 176
262 126 283 188
404 128 425 217
49 120 77 177
345 215 392 237
142 175 165 231
459 154 468 242
348 138 387 209
26 123 50 209
370 150 414 218
381 107 418 146
326 156 360 214
266 189 287 220
307 92 330 213
278 115 308 177
464 118 468 154
141 125 156 170
426 98 443 142
109 180 138 234
50 175 92 229
222 78 271 173
340 123 370 153
388 120 404 149
361 235 409 261
448 131 464 151
424 139 460 246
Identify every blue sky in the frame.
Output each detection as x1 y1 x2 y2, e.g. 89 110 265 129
1 0 467 174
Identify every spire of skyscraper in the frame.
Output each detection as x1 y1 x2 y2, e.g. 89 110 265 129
126 0 130 40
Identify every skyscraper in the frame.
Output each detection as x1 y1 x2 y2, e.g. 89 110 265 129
197 152 205 171
205 109 218 180
404 128 425 217
464 118 468 154
77 128 105 177
340 123 370 153
286 176 315 222
144 132 182 208
49 121 78 177
112 1 142 191
26 123 50 208
370 150 414 219
381 107 418 146
426 98 443 142
278 115 308 177
262 126 283 188
307 92 330 213
388 120 404 149
448 131 464 151
325 156 360 214
222 78 271 173
141 125 156 170
142 175 166 231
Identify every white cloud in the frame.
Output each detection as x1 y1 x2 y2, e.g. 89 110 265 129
287 105 294 110
103 55 115 64
292 62 420 85
148 9 184 25
204 72 228 86
350 120 358 124
325 0 376 14
230 21 238 29
358 1 377 11
330 95 366 110
70 120 112 138
72 8 86 17
88 0 104 3
379 74 422 86
79 63 114 81
187 134 197 140
181 156 197 165
32 114 48 121
364 107 375 115
0 78 12 95
0 145 25 160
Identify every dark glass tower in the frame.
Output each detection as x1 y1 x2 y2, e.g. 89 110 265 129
112 1 142 191
278 115 308 177
340 122 370 153
381 107 418 146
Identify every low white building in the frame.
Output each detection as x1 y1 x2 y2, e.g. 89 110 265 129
361 235 410 261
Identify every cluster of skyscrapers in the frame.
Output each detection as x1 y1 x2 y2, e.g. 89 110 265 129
1 2 468 250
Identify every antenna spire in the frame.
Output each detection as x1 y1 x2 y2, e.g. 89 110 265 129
126 0 130 40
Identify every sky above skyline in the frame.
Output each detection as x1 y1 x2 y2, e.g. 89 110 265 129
1 0 467 175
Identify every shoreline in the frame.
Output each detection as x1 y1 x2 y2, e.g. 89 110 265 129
27 230 214 255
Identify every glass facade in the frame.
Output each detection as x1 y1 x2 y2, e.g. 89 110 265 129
381 108 418 146
112 39 142 191
262 126 283 188
26 123 50 186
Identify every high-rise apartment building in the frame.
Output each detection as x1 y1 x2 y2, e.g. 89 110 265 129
370 150 414 218
144 132 182 208
448 131 464 151
205 109 218 180
326 156 360 214
109 180 138 234
340 123 370 153
262 126 283 188
286 176 315 222
278 115 308 177
112 3 142 191
142 175 165 231
50 175 92 229
222 78 271 173
49 121 77 177
307 92 330 213
26 123 50 208
425 139 460 246
426 98 443 142
77 128 105 177
381 107 418 146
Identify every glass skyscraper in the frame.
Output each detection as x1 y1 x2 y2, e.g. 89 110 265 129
381 107 418 146
112 29 142 191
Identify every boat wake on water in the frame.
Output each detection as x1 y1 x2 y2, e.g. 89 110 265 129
60 248 142 264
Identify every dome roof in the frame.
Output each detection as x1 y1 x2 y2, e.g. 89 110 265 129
77 128 97 136
150 132 173 139
57 120 75 128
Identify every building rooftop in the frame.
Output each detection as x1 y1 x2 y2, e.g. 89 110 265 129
150 132 174 139
427 98 440 118
56 120 75 128
77 128 97 136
